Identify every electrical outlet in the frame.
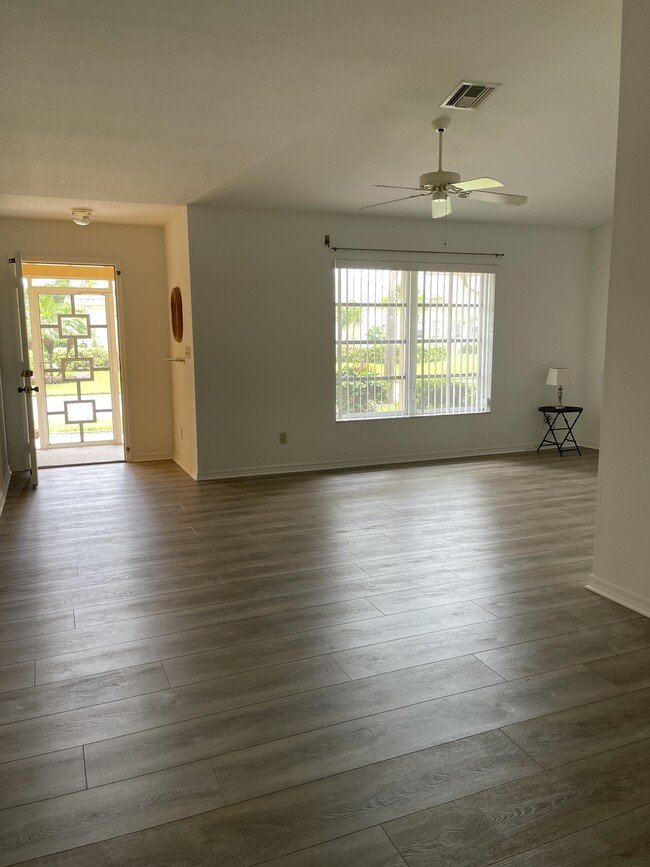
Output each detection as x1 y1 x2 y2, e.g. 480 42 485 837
180 427 184 440
279 432 288 445
185 345 191 358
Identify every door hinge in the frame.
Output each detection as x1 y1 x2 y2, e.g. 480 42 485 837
8 257 15 264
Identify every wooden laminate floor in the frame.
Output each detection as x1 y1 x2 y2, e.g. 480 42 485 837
1 451 649 865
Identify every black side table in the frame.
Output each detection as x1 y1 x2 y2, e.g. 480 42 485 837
537 406 583 456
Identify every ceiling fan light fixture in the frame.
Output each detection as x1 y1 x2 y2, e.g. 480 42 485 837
71 208 93 226
364 117 527 217
431 195 452 219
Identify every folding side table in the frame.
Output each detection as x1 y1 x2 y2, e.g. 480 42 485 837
537 405 582 456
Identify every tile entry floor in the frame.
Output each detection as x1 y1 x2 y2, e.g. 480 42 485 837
36 444 125 468
1 451 650 865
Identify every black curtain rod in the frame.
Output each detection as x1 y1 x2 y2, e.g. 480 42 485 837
323 235 504 258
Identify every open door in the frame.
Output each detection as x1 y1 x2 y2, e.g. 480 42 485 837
24 263 124 456
10 252 38 487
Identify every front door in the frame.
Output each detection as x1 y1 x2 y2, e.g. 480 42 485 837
11 253 39 486
24 264 123 450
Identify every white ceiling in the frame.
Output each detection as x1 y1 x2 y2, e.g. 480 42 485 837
0 0 622 227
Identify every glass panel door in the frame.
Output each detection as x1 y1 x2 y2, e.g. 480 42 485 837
28 280 123 449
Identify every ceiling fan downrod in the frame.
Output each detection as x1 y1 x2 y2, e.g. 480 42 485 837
418 116 461 191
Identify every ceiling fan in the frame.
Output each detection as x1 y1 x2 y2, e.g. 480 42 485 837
362 117 527 218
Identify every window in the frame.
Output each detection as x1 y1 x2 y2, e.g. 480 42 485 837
335 264 495 420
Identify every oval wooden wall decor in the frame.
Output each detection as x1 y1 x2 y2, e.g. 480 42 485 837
170 286 183 343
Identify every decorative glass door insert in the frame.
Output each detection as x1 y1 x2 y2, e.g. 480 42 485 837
23 263 122 448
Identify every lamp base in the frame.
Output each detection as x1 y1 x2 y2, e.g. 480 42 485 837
555 385 564 409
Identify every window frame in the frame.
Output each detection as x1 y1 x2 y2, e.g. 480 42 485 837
334 260 496 422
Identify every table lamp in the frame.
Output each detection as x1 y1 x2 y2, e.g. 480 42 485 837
546 367 572 409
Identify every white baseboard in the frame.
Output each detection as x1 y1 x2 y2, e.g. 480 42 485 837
196 443 536 481
580 439 600 450
128 451 173 463
173 454 198 480
0 466 10 516
586 573 650 619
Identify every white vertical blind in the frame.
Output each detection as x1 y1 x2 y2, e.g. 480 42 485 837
335 265 494 421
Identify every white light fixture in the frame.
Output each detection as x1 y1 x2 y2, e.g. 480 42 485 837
71 208 93 226
431 190 451 219
546 367 573 409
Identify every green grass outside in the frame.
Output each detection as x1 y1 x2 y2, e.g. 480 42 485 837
38 369 116 434
43 416 114 435
337 352 477 377
44 369 112 396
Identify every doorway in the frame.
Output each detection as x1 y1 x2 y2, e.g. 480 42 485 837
22 262 125 467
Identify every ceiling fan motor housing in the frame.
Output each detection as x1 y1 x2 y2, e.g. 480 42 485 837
419 170 461 189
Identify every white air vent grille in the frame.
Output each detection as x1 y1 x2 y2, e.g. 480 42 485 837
441 81 500 110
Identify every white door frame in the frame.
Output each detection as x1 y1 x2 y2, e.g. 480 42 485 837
20 255 131 461
28 282 123 449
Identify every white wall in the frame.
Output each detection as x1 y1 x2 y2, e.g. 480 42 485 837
0 218 173 469
164 209 198 478
571 222 612 448
581 221 612 447
187 205 592 478
590 0 650 616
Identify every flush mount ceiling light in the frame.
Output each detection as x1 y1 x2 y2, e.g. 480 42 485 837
71 208 93 226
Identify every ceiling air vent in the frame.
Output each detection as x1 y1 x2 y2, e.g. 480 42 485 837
441 81 500 110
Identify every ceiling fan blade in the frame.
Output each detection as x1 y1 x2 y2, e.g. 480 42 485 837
360 193 429 210
431 197 452 219
373 184 423 191
469 190 528 206
454 177 504 192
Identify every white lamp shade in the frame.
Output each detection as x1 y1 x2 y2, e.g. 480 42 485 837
546 367 573 386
